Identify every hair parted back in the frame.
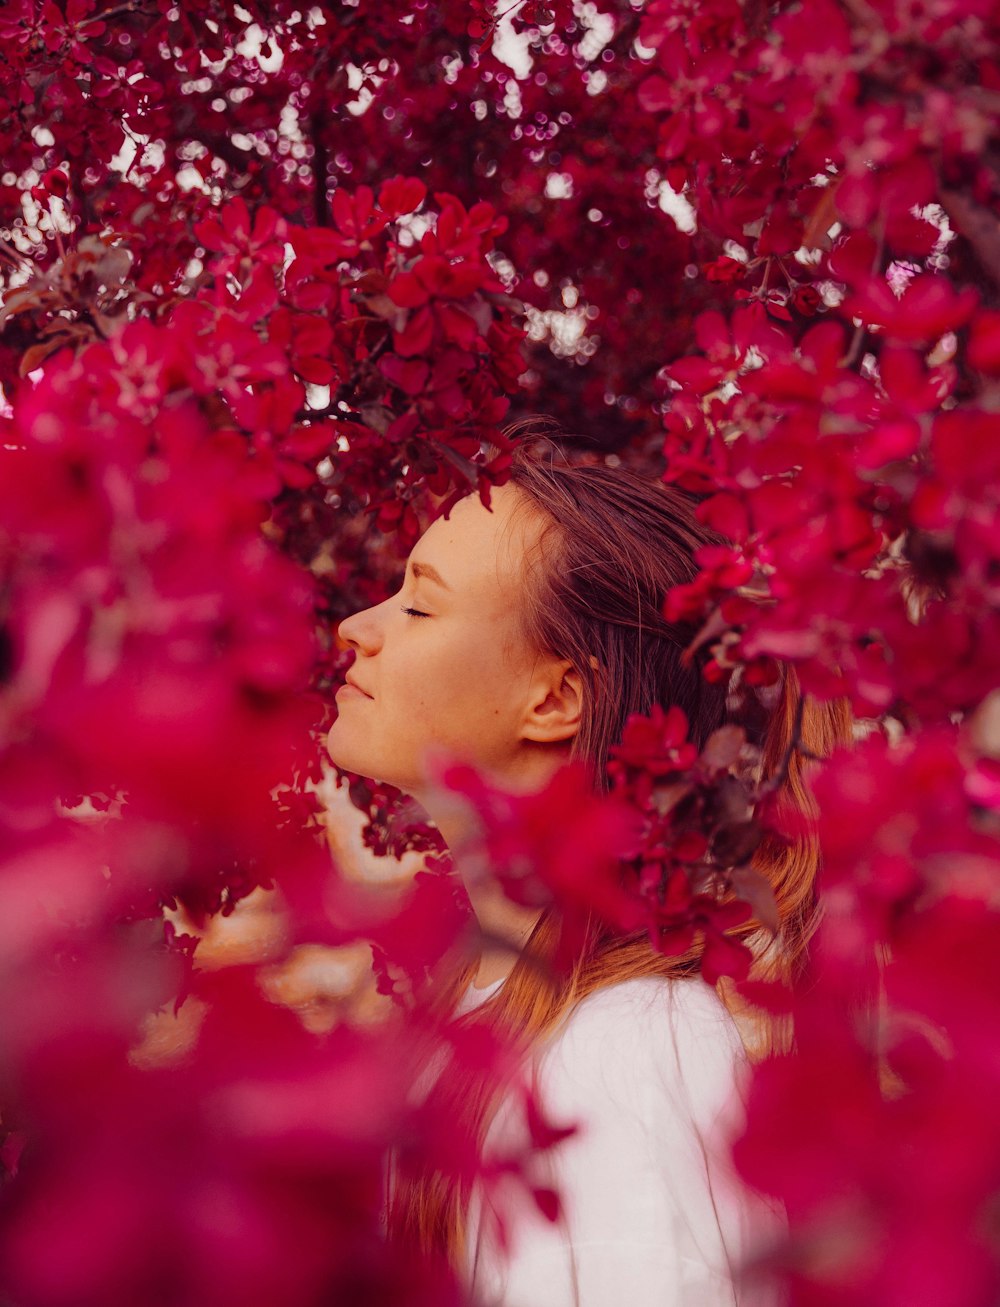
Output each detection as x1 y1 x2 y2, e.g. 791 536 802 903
509 437 729 781
386 421 855 1274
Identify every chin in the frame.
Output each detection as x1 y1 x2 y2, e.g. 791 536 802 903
324 721 367 775
325 722 394 788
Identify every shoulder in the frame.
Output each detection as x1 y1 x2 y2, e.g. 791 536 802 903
543 975 743 1062
533 976 748 1126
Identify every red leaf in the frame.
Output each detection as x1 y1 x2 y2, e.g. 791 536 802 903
969 310 1000 374
393 305 435 357
531 1186 562 1223
388 271 430 309
378 353 429 395
701 924 753 986
378 176 427 219
637 73 674 112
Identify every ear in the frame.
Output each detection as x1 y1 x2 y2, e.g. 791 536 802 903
520 658 586 745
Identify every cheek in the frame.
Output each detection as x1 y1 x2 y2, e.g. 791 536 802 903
347 622 525 771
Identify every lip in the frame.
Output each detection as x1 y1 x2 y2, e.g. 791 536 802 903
339 676 373 699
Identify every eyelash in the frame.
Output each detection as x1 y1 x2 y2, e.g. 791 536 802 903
400 605 431 619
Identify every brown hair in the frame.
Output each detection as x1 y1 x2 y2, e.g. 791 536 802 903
387 431 854 1272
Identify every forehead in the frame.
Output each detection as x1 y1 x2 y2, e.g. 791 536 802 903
414 482 542 604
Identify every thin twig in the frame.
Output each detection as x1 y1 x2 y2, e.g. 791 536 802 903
0 238 32 272
76 2 148 27
840 219 885 369
294 335 392 423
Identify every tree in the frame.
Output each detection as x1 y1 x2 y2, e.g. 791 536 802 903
2 1 1000 1303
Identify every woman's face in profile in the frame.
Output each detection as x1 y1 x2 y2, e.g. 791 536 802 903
326 483 565 797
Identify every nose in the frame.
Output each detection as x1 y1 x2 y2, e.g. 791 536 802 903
337 601 383 657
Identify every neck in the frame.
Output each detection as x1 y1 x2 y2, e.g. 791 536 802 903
463 874 544 989
414 770 549 990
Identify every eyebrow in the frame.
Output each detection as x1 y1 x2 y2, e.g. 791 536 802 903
409 559 452 591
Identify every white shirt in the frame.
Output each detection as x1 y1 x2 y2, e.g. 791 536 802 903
455 975 788 1307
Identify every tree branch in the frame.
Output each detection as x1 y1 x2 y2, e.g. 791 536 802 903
310 109 330 228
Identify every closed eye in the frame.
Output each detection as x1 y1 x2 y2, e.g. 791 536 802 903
400 606 431 618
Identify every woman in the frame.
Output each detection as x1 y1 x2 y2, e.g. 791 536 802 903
326 433 853 1306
